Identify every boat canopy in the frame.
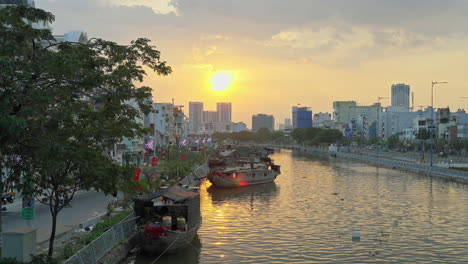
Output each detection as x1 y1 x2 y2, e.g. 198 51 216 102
134 185 199 203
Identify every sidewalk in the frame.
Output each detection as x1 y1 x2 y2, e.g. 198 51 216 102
2 190 116 243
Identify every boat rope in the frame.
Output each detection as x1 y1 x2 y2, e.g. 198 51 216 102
149 232 182 264
179 235 201 253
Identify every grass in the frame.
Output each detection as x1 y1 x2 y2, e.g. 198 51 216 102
62 210 132 259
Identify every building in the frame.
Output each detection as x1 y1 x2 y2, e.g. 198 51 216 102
152 103 188 147
313 112 332 128
380 107 432 140
292 106 312 129
110 99 148 165
217 102 232 132
202 110 218 134
0 0 34 6
333 101 381 131
217 102 232 123
232 122 248 132
53 30 88 44
391 83 410 108
252 114 274 132
284 118 292 129
189 102 203 134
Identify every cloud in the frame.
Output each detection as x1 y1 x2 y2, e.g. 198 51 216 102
100 0 177 14
35 0 468 67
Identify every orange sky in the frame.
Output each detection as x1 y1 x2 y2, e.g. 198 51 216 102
38 0 468 127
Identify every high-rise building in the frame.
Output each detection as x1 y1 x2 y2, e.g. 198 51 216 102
217 102 232 123
292 106 312 129
202 111 218 134
217 102 232 132
189 102 203 134
391 83 410 108
284 118 292 129
313 112 332 128
252 114 275 132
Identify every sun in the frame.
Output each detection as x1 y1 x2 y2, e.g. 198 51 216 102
211 71 234 91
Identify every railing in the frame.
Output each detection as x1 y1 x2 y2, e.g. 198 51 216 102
178 162 209 187
274 144 468 182
63 213 137 264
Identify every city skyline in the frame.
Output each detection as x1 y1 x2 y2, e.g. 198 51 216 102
35 0 468 125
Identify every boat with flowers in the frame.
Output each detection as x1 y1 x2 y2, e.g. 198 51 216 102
133 185 201 255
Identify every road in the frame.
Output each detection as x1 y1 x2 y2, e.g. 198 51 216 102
2 191 116 243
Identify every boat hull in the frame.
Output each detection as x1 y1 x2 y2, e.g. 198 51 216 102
140 222 201 255
208 169 279 188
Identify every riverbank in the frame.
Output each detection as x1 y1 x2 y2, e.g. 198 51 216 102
273 144 468 184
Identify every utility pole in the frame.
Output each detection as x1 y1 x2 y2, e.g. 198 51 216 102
430 81 448 167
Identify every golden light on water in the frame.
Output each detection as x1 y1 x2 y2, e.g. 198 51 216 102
211 71 234 91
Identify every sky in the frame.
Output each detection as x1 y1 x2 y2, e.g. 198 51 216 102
36 0 468 128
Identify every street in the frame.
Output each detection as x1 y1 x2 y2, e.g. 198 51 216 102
2 191 116 243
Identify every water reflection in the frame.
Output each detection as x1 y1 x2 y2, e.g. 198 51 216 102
133 149 468 264
207 182 278 203
135 235 201 264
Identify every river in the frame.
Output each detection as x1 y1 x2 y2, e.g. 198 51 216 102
134 149 468 263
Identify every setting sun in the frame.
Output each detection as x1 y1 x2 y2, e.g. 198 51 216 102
211 71 234 91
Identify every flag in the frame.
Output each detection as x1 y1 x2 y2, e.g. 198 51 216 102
133 168 142 181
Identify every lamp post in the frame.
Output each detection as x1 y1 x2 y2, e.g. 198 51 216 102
376 96 388 159
430 81 448 167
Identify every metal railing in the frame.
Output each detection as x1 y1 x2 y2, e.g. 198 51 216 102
178 162 209 187
274 144 468 182
63 213 136 264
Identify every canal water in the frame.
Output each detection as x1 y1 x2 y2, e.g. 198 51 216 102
135 149 468 263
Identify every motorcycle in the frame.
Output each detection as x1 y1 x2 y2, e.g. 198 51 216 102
2 192 15 205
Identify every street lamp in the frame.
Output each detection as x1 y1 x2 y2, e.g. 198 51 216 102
430 81 448 167
376 96 389 159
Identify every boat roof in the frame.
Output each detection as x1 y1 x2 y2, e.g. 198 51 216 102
134 185 199 203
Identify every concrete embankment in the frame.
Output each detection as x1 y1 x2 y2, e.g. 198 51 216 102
277 145 468 184
98 232 139 264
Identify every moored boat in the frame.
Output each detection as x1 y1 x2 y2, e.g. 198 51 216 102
208 161 281 187
133 185 201 256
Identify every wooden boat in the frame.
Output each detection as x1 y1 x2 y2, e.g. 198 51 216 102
208 161 281 188
133 185 201 255
207 182 278 201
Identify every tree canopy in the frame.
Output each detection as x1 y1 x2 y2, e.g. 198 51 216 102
291 127 344 145
0 5 172 256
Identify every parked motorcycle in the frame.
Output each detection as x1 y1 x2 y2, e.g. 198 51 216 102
2 192 15 205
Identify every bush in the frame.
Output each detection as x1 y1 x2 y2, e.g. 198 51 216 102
62 211 132 259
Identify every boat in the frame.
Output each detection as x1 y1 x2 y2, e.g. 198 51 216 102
207 182 278 202
207 146 281 188
133 185 201 256
207 161 281 187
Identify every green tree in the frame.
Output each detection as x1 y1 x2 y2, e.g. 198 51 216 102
416 128 431 140
255 128 273 142
387 135 400 149
1 5 171 257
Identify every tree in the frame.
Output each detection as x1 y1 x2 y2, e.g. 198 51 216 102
387 135 400 149
416 128 431 141
1 5 172 257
